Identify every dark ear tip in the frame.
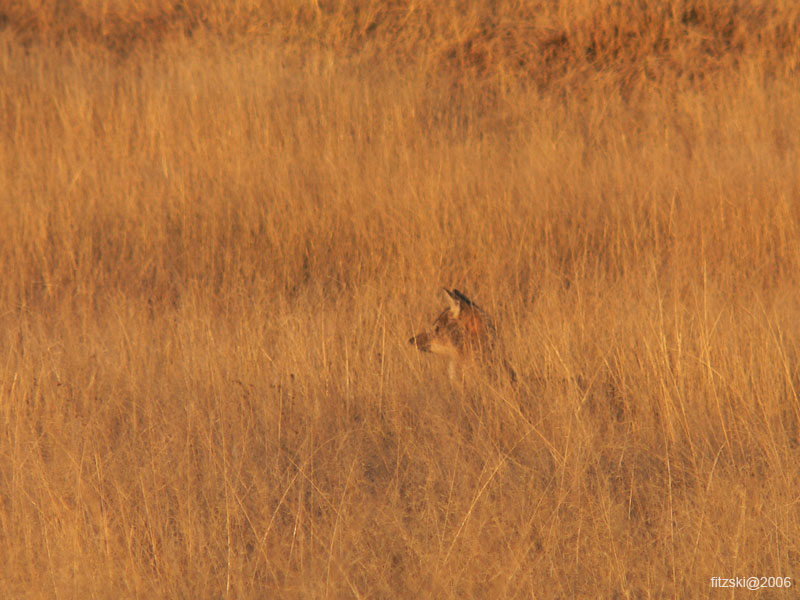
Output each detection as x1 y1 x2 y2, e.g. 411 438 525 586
452 289 474 306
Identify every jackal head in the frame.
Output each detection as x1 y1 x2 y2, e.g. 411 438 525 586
410 289 516 382
409 288 497 357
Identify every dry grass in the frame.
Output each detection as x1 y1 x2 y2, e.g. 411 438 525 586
1 1 800 597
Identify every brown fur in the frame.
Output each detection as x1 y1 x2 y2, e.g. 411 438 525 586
410 289 516 383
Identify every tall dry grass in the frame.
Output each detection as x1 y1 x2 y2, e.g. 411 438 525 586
1 1 799 597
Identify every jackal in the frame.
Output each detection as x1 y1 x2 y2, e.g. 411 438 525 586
409 288 516 383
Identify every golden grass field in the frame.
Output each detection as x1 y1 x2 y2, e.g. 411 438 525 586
2 1 800 597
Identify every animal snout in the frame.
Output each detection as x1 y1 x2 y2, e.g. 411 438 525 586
409 332 432 352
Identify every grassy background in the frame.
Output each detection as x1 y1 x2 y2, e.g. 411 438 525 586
1 1 800 597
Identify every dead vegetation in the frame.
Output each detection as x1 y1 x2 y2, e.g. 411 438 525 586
1 1 799 597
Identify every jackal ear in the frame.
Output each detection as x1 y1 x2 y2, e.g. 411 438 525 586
443 288 461 318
